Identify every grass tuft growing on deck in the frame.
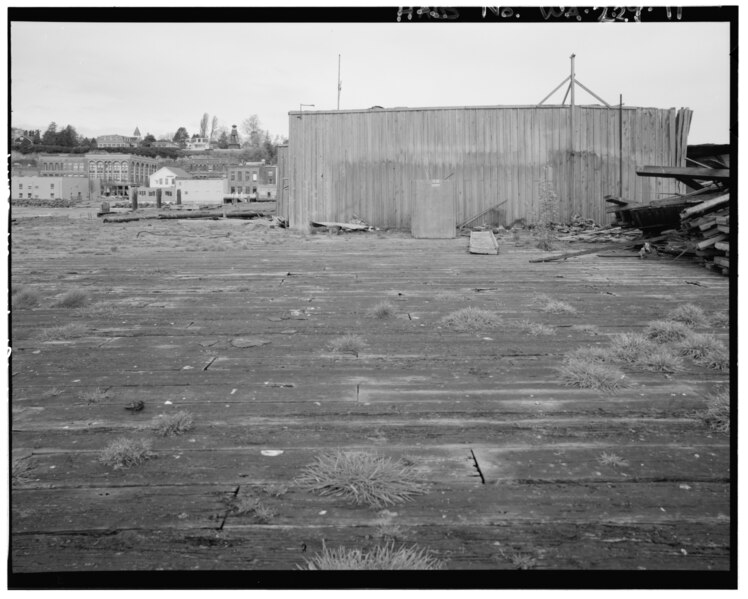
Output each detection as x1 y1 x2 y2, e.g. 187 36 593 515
368 301 396 319
296 451 429 508
152 411 195 436
699 387 730 433
645 320 692 344
666 303 710 328
99 438 152 470
440 307 502 331
79 387 110 404
300 541 443 570
230 496 276 523
12 287 40 309
634 345 684 372
515 320 556 336
36 322 87 341
558 358 627 392
610 333 656 363
676 332 729 371
328 334 367 356
533 294 577 315
565 346 613 363
54 290 89 309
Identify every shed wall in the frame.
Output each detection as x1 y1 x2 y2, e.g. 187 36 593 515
276 145 289 220
285 105 691 230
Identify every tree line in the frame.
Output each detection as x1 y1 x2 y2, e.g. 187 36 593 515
12 113 289 164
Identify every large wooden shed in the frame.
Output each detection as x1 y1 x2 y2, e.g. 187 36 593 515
280 104 692 233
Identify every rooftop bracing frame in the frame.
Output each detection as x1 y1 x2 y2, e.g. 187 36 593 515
537 53 611 108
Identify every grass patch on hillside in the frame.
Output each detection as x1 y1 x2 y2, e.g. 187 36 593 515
440 307 502 331
54 290 89 309
328 334 367 357
152 411 195 436
296 451 429 508
99 438 152 470
300 542 444 570
559 357 627 392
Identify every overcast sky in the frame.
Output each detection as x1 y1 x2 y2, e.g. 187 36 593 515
10 15 731 144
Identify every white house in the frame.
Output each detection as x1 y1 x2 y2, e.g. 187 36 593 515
175 178 228 206
184 137 211 152
149 166 193 188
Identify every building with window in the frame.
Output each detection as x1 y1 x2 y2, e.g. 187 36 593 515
226 162 277 198
12 176 90 202
150 166 193 188
96 127 142 148
86 153 159 197
38 154 88 177
185 137 211 152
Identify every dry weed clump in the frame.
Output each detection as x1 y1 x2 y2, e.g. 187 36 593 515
533 294 577 315
300 542 444 570
440 307 502 331
645 320 692 344
634 345 684 372
12 288 40 309
559 358 627 392
676 332 729 371
565 345 613 363
710 312 729 327
609 333 655 363
368 301 396 320
597 452 630 467
99 438 152 470
700 387 730 433
54 290 89 309
12 458 34 486
152 411 195 436
230 496 276 523
666 303 710 328
75 302 119 318
296 451 429 508
328 334 367 356
515 320 556 336
79 387 110 404
36 322 87 341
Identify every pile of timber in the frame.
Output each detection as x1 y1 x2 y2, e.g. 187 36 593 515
677 193 730 275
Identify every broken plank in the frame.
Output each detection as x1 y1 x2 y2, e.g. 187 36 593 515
468 230 499 255
680 194 730 219
529 235 667 263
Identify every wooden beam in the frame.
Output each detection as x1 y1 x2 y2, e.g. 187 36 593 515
679 193 730 219
636 166 730 181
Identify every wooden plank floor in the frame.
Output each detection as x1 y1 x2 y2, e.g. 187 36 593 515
9 215 732 577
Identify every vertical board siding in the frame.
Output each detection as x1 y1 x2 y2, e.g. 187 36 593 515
286 105 691 230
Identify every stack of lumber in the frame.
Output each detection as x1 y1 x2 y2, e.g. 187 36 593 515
677 192 730 275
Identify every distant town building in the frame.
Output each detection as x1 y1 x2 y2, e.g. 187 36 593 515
151 140 179 149
38 154 88 177
185 137 211 152
86 152 158 197
12 175 90 202
175 178 228 206
150 166 193 188
96 127 142 148
226 162 277 198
